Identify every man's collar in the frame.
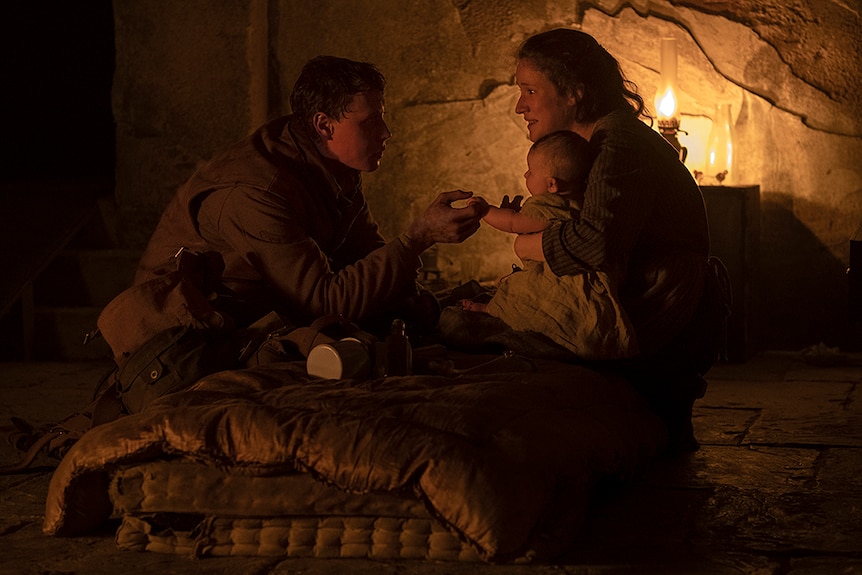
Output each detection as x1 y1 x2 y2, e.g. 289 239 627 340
284 115 361 200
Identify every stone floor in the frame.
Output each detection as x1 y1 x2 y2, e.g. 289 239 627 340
1 348 860 575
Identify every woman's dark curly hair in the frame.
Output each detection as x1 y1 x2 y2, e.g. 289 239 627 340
518 29 646 123
289 55 386 128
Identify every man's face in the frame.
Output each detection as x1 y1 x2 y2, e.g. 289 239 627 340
317 90 391 172
515 59 578 142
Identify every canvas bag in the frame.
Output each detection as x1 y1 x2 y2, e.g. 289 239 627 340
97 248 229 362
0 249 237 474
95 248 238 414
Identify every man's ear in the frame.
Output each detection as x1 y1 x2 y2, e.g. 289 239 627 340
313 112 334 140
547 177 559 193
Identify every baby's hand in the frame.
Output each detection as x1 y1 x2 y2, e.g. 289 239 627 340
500 194 524 212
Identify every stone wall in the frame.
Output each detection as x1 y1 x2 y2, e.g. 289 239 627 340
111 0 862 350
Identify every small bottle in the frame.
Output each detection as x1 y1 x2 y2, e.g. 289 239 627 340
384 319 412 376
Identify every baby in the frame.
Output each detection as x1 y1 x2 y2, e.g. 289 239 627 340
462 130 638 360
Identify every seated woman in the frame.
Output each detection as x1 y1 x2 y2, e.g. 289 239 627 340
454 28 726 450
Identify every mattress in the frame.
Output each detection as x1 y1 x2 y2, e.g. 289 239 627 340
117 514 479 560
112 462 479 560
45 352 669 562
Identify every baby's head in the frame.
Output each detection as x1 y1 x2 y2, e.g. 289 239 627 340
524 130 593 196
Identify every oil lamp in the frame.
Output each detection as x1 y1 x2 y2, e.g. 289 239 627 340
703 103 735 185
654 37 687 162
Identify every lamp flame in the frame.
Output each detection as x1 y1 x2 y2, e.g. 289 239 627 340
654 38 680 122
654 38 686 162
657 86 677 120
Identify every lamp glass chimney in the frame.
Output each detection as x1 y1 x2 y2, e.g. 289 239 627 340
704 103 735 185
655 38 679 121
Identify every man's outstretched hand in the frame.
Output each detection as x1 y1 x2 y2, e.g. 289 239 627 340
405 190 486 252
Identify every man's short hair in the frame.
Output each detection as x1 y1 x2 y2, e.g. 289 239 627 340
289 56 386 129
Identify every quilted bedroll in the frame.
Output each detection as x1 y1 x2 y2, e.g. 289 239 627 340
43 353 668 562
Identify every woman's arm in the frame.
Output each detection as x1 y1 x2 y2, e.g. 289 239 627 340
542 122 654 276
513 232 545 262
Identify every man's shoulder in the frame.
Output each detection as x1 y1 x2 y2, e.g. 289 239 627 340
192 116 313 190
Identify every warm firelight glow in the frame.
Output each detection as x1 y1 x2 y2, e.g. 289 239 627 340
656 86 677 120
653 37 687 162
655 37 680 122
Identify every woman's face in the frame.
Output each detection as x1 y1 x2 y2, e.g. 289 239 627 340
515 59 578 142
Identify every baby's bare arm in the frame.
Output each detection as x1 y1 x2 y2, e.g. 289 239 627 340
481 204 549 234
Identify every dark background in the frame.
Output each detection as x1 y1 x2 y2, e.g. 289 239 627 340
1 2 115 184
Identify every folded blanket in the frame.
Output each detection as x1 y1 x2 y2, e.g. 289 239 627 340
44 353 667 562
